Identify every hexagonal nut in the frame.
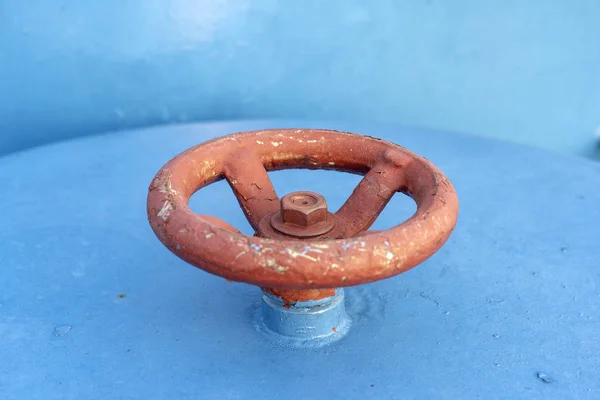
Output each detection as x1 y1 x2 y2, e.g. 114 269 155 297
280 191 328 227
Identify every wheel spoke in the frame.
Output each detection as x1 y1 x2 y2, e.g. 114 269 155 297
223 150 280 231
335 160 407 237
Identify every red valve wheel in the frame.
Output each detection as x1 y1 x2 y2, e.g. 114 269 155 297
147 129 458 290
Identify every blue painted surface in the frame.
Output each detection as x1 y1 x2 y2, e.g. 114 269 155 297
260 289 350 346
2 1 600 158
1 120 599 399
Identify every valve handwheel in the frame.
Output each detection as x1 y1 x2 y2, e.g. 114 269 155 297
147 129 458 307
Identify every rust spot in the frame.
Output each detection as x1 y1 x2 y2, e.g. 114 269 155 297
263 287 336 303
332 327 337 333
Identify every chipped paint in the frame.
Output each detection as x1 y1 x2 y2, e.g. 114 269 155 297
251 243 262 252
341 241 354 251
284 248 318 262
157 201 173 221
261 257 287 274
197 159 218 178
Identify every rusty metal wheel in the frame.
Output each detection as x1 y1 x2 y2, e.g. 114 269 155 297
147 129 458 300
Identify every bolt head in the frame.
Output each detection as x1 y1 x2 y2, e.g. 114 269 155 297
280 192 328 227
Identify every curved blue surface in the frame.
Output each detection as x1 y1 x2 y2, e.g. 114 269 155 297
2 1 600 158
1 120 599 399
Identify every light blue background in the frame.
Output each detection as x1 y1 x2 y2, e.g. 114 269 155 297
1 1 599 158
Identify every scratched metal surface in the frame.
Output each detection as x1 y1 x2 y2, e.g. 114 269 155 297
1 120 599 399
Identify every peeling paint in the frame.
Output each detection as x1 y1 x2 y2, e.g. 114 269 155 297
251 244 262 252
157 201 173 221
285 248 318 262
341 241 354 251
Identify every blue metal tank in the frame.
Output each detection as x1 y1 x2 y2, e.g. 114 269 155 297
2 1 600 158
1 120 598 399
